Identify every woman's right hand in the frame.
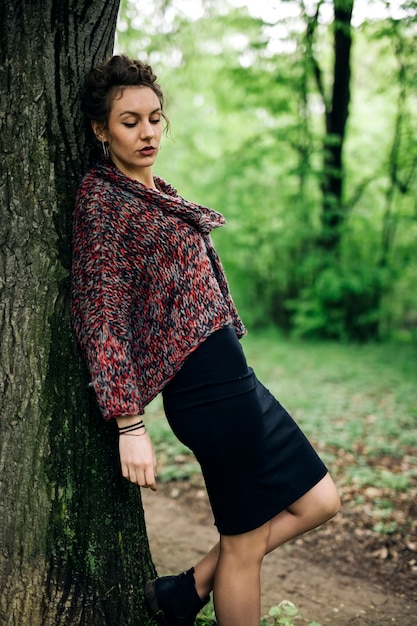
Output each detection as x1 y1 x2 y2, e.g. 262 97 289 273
118 431 158 491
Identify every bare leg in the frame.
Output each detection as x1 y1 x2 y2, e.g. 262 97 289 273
194 473 340 600
267 472 340 553
214 522 270 626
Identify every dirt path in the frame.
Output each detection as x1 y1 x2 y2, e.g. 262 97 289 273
141 488 417 626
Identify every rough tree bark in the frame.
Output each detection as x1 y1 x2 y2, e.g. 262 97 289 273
0 1 156 624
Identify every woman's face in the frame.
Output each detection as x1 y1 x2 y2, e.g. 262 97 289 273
94 86 163 185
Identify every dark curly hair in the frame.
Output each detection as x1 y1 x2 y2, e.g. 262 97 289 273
81 54 169 147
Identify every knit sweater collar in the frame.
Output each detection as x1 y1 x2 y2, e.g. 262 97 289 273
94 160 226 235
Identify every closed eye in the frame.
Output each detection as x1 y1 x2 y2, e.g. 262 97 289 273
122 118 161 128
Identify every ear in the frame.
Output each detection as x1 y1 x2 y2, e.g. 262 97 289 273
91 120 106 142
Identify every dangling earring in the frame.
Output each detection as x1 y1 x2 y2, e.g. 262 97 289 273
101 140 110 159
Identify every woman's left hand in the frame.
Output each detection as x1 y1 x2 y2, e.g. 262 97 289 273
118 431 158 490
116 415 157 490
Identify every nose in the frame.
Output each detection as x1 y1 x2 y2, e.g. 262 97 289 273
140 120 155 139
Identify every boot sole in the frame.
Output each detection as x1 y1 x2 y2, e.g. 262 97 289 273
144 579 160 614
145 579 170 626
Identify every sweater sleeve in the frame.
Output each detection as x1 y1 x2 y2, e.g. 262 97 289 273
71 189 144 420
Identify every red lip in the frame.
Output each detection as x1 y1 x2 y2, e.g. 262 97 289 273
139 146 156 155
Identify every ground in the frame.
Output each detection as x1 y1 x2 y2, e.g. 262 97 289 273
141 478 417 626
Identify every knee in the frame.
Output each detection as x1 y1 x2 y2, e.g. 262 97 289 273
220 522 270 565
308 474 341 522
322 481 341 521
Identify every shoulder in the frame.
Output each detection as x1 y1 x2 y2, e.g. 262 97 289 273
75 166 125 228
76 164 114 202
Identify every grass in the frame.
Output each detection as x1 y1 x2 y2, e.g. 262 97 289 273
240 330 416 454
145 329 417 514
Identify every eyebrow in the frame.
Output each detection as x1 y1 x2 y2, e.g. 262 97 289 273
118 108 162 118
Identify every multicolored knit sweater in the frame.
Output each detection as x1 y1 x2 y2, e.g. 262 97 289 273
71 162 246 420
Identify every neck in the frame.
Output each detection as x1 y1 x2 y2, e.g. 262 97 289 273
110 159 156 189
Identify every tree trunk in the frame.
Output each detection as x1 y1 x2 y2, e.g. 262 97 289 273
0 2 156 624
320 0 354 253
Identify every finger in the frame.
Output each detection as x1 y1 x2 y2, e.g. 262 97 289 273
121 462 130 481
144 468 157 491
128 465 144 486
147 478 157 491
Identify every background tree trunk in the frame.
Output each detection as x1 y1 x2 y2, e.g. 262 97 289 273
320 0 354 253
0 1 156 624
305 0 354 253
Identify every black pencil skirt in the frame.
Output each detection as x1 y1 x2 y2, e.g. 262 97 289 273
162 325 327 535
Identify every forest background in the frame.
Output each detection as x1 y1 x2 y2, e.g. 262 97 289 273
0 1 416 623
117 0 417 343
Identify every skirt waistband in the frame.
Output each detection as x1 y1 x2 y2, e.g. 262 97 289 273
163 368 256 409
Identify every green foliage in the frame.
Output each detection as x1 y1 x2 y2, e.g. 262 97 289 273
195 598 322 626
261 601 299 625
195 599 216 625
261 600 323 626
287 261 384 340
116 0 417 341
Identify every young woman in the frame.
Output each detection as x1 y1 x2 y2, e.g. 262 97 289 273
71 55 340 626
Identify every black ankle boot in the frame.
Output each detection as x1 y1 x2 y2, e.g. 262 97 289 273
145 567 210 626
